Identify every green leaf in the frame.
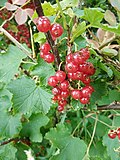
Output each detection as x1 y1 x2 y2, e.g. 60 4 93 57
0 0 7 6
83 8 104 26
109 0 120 11
101 48 118 57
109 65 120 79
45 124 87 160
71 21 86 42
103 133 120 160
7 77 52 115
113 116 120 127
0 96 22 139
21 113 49 142
98 62 113 77
0 45 27 83
31 57 55 85
71 99 84 110
98 89 120 106
33 32 46 43
74 36 86 50
42 2 57 16
0 143 17 160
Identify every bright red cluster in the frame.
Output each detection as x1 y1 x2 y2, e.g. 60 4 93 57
108 128 120 139
48 48 95 112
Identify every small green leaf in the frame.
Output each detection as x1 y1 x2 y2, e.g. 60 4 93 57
42 2 57 16
0 45 27 83
33 32 46 44
98 62 113 77
7 77 52 115
113 116 120 127
101 48 118 57
74 36 86 50
21 113 49 142
0 143 17 160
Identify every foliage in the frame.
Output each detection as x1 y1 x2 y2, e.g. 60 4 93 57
0 0 120 159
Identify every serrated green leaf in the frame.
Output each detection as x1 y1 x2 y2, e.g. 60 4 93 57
0 143 17 160
45 123 87 160
71 21 86 42
33 32 46 43
31 57 55 85
83 8 104 26
0 45 27 83
0 96 22 139
42 2 57 16
7 77 52 114
21 113 49 142
98 62 113 77
103 133 120 160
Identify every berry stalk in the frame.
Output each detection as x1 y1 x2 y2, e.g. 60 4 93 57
33 0 61 68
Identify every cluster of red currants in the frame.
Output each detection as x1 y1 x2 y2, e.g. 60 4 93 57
48 48 95 112
108 128 120 140
0 8 12 20
36 16 63 63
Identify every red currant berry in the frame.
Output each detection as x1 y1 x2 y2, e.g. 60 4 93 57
65 62 78 73
58 99 67 107
40 42 51 54
61 90 69 99
73 52 85 65
80 48 90 61
79 97 90 104
66 53 74 63
81 74 91 85
52 87 61 95
71 89 82 100
59 80 69 91
57 105 64 112
74 71 83 80
48 76 58 87
108 130 117 139
67 72 77 80
81 86 92 98
50 23 63 38
55 70 66 82
40 51 46 59
44 53 55 63
56 94 63 101
37 16 51 33
116 128 120 139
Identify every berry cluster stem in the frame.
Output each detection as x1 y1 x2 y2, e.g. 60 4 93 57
33 0 61 68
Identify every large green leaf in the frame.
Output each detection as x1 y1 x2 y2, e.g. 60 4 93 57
0 96 22 139
0 45 27 83
7 77 52 114
103 134 120 160
31 57 55 85
45 124 87 160
0 0 7 6
0 143 17 160
21 113 49 142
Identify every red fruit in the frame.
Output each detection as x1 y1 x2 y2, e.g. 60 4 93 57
59 80 69 91
81 86 92 98
87 85 94 93
65 62 78 73
81 74 91 85
52 87 61 95
55 70 66 82
61 90 69 99
80 48 90 61
57 105 64 112
58 99 67 107
40 51 46 59
37 16 51 32
82 62 95 75
44 53 55 63
40 42 51 54
80 97 90 104
48 76 58 87
73 52 85 65
50 23 63 38
71 89 82 100
108 130 117 139
74 71 83 80
67 72 77 80
116 128 120 139
56 94 62 101
66 53 74 63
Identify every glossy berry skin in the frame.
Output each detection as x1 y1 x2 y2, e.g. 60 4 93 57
80 97 90 104
116 128 120 139
108 130 117 139
44 53 55 63
71 89 82 100
37 16 51 33
40 51 45 59
80 48 90 61
59 80 69 91
66 53 73 63
48 76 58 87
52 87 61 95
65 62 78 73
50 23 63 38
73 52 85 65
81 74 91 85
57 105 64 112
58 99 67 107
61 90 69 99
81 86 92 98
40 42 51 54
55 70 66 82
67 72 77 80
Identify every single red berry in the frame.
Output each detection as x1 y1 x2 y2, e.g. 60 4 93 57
71 89 82 100
80 48 90 61
44 53 55 63
37 16 51 33
40 42 51 54
52 87 61 95
108 130 117 139
87 85 94 93
61 90 69 99
56 94 63 101
65 62 78 73
81 86 92 98
40 51 46 59
58 99 67 107
82 62 95 75
81 74 91 85
55 70 66 82
66 53 74 63
48 76 58 87
59 80 69 91
73 52 85 65
80 97 90 104
50 23 63 38
74 71 83 80
67 72 77 80
57 105 64 112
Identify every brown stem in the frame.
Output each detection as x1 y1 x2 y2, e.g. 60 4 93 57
33 0 61 68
